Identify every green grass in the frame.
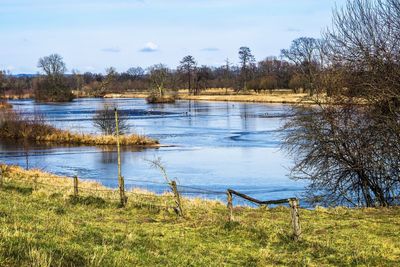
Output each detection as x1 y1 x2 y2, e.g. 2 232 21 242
0 166 399 266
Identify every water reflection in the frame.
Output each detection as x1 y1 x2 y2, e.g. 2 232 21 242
99 146 147 164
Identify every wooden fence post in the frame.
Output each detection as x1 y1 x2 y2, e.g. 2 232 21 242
289 198 301 241
73 175 79 197
0 166 3 188
115 108 127 207
227 190 234 222
170 181 183 217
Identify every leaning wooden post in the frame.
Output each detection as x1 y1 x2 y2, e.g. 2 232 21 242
73 175 79 197
115 108 127 207
289 198 301 241
227 190 234 222
170 181 184 217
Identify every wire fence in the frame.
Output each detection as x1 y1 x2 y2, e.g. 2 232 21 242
0 165 303 240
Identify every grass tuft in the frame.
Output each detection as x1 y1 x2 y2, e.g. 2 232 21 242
68 195 107 207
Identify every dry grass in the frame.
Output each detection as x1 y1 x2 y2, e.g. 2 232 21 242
178 92 309 104
0 101 12 109
105 88 313 104
1 164 105 193
0 164 216 213
0 110 159 147
35 130 159 146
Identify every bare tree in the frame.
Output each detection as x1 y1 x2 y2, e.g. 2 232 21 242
37 54 67 78
71 69 84 92
0 71 6 97
195 65 212 94
281 37 322 96
101 67 118 93
283 101 399 207
283 0 400 207
148 64 170 97
126 67 145 80
36 54 72 102
93 104 129 135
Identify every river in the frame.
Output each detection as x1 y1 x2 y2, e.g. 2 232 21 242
0 98 306 204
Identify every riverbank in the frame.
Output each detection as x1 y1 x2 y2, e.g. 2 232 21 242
0 101 12 109
3 88 314 104
104 88 314 104
0 165 399 266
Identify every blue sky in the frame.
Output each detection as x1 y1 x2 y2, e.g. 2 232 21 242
0 0 346 74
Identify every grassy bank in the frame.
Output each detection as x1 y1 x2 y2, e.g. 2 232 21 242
104 89 312 104
0 165 399 266
0 110 159 147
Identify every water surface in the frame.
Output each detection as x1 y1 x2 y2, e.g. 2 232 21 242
0 98 306 204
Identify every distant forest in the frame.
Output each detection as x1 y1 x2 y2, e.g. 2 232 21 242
0 37 328 100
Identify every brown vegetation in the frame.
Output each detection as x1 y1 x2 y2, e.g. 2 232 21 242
107 88 310 104
0 101 12 109
0 110 158 146
146 93 176 104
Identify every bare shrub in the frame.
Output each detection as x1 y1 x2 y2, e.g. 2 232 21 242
283 0 400 207
93 104 129 135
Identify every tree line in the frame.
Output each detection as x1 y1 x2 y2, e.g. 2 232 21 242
1 39 329 101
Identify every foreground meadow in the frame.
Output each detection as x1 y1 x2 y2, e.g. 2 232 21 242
0 165 399 266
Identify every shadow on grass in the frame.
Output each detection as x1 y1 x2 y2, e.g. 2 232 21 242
68 195 107 208
223 221 241 231
0 210 8 218
2 184 33 195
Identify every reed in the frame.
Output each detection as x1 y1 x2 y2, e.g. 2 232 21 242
0 110 159 146
35 131 158 146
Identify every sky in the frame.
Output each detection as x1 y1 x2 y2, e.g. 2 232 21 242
0 0 347 74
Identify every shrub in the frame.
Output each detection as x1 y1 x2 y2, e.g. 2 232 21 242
93 104 129 135
146 93 176 104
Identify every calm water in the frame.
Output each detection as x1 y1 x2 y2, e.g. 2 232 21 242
0 98 306 203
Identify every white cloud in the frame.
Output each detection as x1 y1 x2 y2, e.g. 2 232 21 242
139 42 158 52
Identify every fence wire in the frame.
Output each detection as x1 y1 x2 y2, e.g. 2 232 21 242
0 168 299 212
